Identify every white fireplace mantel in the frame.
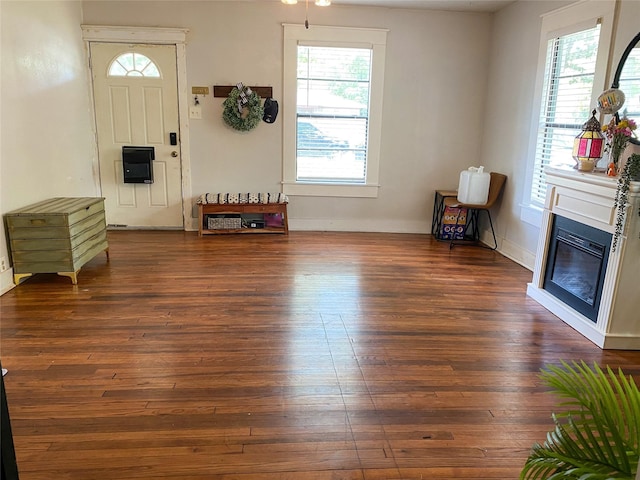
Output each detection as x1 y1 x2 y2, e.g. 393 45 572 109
527 167 640 349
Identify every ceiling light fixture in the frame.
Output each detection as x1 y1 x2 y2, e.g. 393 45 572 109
282 0 330 28
280 0 331 7
282 0 331 7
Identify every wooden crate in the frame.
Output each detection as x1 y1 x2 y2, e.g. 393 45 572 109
4 197 109 285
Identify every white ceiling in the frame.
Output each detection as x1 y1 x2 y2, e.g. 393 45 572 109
325 0 516 13
189 0 517 14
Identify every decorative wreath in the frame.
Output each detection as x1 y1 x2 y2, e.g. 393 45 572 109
222 84 264 132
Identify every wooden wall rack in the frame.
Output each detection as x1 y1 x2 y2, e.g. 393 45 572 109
213 86 273 98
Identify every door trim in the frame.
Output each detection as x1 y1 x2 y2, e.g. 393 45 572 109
81 25 196 231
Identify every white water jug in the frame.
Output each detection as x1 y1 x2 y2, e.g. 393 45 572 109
457 166 490 204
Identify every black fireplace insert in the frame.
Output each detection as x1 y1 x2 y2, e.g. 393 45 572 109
543 215 612 323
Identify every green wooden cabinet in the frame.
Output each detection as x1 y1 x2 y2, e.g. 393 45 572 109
4 197 109 285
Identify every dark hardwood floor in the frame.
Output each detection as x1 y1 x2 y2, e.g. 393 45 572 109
1 231 639 480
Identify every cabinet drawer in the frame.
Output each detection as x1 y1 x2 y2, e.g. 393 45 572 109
201 205 246 214
243 205 285 213
201 204 287 214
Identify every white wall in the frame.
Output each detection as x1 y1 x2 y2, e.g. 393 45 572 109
0 0 99 293
81 1 493 233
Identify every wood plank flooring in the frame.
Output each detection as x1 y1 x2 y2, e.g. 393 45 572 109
1 231 639 480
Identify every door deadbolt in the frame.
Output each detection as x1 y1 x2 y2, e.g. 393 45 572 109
171 151 178 157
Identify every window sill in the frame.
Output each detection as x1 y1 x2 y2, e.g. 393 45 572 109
282 182 380 198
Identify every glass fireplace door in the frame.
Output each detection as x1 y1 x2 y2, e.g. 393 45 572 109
543 215 611 322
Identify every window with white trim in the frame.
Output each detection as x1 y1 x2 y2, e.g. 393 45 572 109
531 26 601 205
523 0 614 219
283 24 387 198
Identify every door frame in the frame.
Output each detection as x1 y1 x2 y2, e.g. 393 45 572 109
81 25 195 231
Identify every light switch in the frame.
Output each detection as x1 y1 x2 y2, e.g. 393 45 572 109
189 105 202 119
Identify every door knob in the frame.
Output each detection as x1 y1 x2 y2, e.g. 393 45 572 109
171 151 178 157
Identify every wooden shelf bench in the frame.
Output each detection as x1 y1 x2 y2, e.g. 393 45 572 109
197 193 289 236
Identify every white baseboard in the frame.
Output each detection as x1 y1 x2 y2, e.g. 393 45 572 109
470 228 535 271
498 236 536 271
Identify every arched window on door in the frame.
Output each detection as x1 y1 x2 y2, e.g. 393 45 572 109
108 52 160 78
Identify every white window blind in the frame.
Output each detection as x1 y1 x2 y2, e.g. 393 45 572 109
531 25 601 205
296 45 371 183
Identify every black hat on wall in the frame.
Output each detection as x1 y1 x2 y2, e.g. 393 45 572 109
263 98 279 124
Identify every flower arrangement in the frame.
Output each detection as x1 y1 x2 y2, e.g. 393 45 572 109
601 113 637 171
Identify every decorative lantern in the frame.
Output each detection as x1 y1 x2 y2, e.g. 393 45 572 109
572 109 604 172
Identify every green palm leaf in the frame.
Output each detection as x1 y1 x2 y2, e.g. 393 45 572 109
520 360 640 479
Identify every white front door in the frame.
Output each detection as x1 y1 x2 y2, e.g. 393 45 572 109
90 43 183 228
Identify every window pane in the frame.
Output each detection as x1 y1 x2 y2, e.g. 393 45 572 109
133 53 150 71
296 46 371 183
119 53 134 71
298 80 369 117
142 63 160 78
296 117 367 182
298 46 371 82
108 62 128 77
531 25 600 205
108 52 161 78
